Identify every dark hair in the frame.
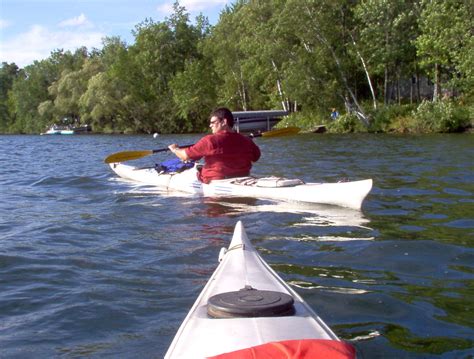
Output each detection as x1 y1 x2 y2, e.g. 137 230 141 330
210 107 234 127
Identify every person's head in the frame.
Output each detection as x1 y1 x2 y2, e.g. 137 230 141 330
209 107 234 133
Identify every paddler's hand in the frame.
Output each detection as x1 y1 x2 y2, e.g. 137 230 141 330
168 144 190 161
168 144 179 153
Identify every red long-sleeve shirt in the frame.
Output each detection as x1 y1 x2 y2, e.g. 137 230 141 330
185 130 261 184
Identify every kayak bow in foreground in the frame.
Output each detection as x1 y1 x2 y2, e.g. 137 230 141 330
164 221 356 359
109 163 372 210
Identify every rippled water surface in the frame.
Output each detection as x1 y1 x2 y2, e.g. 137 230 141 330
1 133 473 358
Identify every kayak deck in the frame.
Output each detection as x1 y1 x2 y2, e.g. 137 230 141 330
165 221 352 358
109 163 372 210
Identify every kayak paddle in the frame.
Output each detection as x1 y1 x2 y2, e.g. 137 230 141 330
104 126 300 164
104 145 192 164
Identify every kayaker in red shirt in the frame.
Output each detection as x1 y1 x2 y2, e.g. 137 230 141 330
168 107 261 184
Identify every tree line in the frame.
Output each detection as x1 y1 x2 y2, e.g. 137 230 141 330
0 0 472 135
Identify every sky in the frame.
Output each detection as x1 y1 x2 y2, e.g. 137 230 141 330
0 0 232 68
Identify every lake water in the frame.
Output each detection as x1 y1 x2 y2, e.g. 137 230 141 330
1 133 473 358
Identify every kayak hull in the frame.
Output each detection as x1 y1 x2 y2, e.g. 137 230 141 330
164 221 349 358
109 163 372 210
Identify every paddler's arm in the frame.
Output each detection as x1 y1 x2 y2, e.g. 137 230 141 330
168 144 190 161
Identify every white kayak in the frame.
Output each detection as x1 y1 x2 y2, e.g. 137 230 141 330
165 221 355 359
109 163 372 210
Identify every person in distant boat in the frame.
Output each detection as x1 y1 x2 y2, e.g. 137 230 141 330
330 108 339 120
168 107 261 184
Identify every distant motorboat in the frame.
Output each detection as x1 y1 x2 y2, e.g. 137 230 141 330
41 125 74 135
41 124 91 135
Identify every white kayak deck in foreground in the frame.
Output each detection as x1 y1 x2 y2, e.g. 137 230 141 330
109 163 372 210
164 221 355 358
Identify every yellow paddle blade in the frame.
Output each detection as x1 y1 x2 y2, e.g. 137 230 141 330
261 126 300 137
104 150 153 164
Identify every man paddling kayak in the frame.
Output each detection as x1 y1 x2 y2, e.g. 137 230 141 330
168 107 261 184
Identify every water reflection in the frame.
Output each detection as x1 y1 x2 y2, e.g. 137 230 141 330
202 197 372 229
113 178 373 230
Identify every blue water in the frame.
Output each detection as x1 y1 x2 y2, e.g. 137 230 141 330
1 133 473 358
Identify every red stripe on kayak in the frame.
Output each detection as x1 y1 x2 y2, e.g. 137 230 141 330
207 339 356 359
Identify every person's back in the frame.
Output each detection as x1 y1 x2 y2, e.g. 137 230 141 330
188 130 260 183
168 107 261 183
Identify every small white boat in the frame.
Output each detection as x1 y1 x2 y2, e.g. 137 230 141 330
109 163 372 210
40 124 91 135
41 126 74 135
165 221 355 358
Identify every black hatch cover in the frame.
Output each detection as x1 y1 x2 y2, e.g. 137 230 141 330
207 286 295 318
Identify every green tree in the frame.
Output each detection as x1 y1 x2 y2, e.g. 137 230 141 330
8 48 90 133
169 13 215 131
125 2 204 133
170 58 218 131
234 0 293 111
280 0 370 125
80 72 124 132
79 36 131 132
354 0 420 104
416 0 473 100
203 1 253 110
0 62 19 132
9 61 56 133
46 57 102 126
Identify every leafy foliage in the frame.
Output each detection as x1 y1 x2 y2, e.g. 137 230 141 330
1 0 472 134
368 104 417 133
416 0 473 99
0 62 19 132
329 113 368 133
410 100 470 133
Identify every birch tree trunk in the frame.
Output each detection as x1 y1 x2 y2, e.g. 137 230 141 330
350 33 377 110
271 59 288 112
433 63 441 101
305 27 369 125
